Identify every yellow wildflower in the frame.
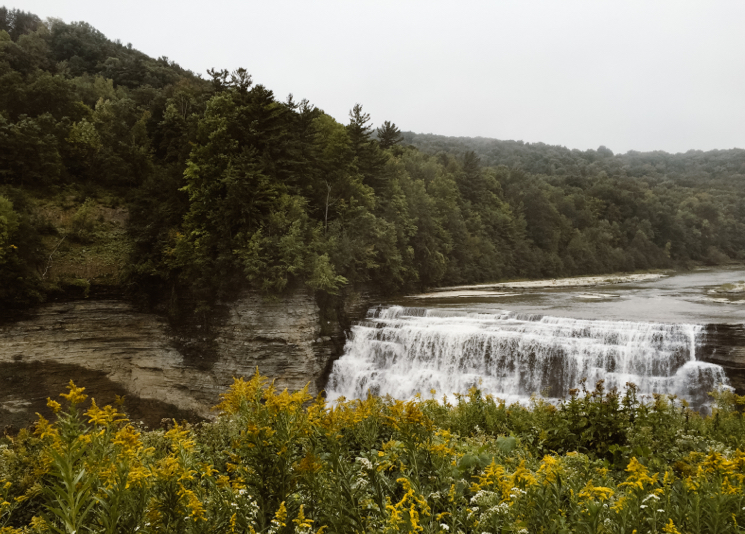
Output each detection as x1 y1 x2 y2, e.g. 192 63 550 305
112 425 141 454
165 422 195 452
46 398 61 414
611 495 627 513
293 504 314 530
33 415 59 441
29 516 48 531
59 380 87 405
538 455 562 484
178 485 206 521
86 399 127 426
578 480 614 502
619 457 658 491
272 501 288 529
722 476 740 495
702 451 734 475
214 371 266 415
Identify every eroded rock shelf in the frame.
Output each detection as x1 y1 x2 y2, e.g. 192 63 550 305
0 292 345 429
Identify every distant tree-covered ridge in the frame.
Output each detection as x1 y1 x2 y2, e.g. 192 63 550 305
402 132 745 187
1 7 743 314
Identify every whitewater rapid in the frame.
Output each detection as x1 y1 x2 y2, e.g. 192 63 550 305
325 306 729 409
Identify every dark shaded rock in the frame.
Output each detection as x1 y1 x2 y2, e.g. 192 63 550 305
0 361 197 430
0 288 377 430
699 323 745 393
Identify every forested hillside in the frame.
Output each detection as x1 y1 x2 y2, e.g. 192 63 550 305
1 7 744 316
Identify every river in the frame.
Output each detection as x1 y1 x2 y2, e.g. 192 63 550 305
326 268 745 409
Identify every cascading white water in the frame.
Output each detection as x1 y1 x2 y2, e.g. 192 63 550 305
325 306 730 409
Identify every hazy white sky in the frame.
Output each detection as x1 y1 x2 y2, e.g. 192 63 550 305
13 0 745 154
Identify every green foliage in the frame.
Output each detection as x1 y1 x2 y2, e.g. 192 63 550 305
0 188 44 307
0 193 18 263
42 443 96 533
376 120 403 150
306 253 347 295
3 374 745 533
70 198 97 243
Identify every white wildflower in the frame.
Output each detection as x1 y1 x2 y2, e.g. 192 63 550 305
471 490 487 504
356 457 373 470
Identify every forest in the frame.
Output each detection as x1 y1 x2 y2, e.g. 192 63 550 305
1 6 744 318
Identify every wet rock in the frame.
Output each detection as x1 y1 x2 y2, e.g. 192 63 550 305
699 323 745 394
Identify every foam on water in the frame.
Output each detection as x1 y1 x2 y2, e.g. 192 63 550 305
325 306 730 409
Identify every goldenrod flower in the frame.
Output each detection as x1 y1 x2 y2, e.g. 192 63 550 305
578 480 614 502
59 380 87 405
46 398 62 413
662 518 682 534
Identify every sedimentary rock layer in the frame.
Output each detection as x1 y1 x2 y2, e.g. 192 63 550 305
700 323 745 393
0 291 344 429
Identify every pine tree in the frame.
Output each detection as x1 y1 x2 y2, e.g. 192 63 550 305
376 120 403 150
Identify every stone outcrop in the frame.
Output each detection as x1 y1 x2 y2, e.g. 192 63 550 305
0 289 351 430
700 323 745 393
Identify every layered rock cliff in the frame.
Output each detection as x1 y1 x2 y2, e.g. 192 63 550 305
700 323 745 393
0 289 353 430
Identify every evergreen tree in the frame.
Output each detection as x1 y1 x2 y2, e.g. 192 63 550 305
377 120 403 150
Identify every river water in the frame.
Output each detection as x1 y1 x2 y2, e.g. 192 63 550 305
326 268 745 408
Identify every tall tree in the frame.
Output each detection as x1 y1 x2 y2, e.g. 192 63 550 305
376 120 403 150
346 103 386 188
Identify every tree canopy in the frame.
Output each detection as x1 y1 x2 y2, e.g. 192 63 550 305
1 7 744 313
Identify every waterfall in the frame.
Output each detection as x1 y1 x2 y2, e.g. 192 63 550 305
325 306 730 409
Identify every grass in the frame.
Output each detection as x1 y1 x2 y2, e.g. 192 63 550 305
30 190 133 292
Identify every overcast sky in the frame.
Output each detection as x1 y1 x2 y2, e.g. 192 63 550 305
13 0 745 154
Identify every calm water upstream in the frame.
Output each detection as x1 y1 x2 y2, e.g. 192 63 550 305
395 267 745 324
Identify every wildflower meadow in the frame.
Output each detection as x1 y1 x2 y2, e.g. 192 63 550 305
2 373 745 533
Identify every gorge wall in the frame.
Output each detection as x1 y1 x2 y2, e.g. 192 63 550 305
0 289 367 430
700 323 745 393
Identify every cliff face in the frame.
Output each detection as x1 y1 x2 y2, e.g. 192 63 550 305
700 323 745 393
0 290 349 430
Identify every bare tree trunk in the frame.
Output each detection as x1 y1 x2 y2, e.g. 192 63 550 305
324 180 332 234
41 234 66 279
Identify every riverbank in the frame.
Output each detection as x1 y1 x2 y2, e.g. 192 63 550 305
410 272 668 298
